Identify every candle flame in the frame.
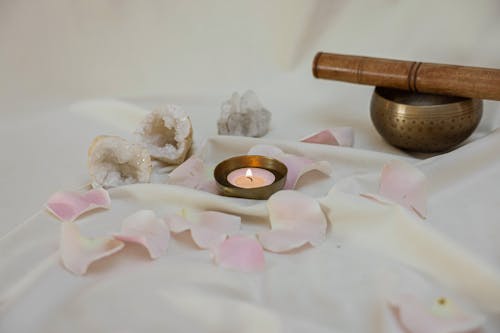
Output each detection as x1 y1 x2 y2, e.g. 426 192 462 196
245 168 253 177
245 168 254 182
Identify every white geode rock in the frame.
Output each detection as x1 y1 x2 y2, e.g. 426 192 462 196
217 90 271 137
137 105 193 164
88 135 152 188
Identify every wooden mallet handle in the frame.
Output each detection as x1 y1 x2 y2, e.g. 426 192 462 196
313 52 500 100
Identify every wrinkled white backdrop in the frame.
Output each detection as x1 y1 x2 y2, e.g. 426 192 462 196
2 2 500 333
2 1 500 110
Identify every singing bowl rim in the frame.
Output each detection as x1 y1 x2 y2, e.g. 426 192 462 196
372 87 481 115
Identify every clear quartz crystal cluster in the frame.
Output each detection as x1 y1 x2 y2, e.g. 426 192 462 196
88 105 193 188
217 90 271 137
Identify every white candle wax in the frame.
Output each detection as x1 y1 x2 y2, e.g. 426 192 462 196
227 168 275 189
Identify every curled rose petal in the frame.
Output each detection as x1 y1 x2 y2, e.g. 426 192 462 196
168 156 219 194
280 155 332 189
164 209 241 249
168 156 205 188
389 294 484 333
257 229 311 252
46 188 111 222
113 210 170 259
60 221 124 275
247 144 332 189
331 127 354 147
197 179 219 194
301 127 354 147
211 235 265 272
258 190 327 252
379 160 427 218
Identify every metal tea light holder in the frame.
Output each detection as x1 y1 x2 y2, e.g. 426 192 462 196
312 52 500 153
214 155 288 200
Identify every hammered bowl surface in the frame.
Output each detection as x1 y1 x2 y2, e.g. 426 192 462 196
370 87 483 153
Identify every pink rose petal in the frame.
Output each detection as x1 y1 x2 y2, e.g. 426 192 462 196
379 160 428 218
302 129 339 145
211 235 265 272
164 210 241 249
60 221 124 275
258 190 327 252
248 144 332 189
166 212 192 233
197 179 219 194
301 127 354 147
257 229 310 252
331 127 354 147
46 188 111 222
168 156 205 188
280 155 332 189
389 294 484 333
114 210 170 259
168 156 219 194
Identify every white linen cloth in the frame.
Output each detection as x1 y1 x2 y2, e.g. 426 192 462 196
2 1 500 332
1 100 500 332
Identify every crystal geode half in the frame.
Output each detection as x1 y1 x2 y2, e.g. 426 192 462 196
88 135 152 188
217 90 271 137
137 105 193 164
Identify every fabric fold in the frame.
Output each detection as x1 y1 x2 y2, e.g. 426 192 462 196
321 188 500 313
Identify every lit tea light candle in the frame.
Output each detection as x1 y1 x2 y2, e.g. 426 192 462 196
227 168 275 189
214 155 287 199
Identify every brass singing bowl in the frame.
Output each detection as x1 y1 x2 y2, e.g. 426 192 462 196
370 87 483 153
